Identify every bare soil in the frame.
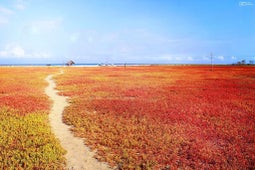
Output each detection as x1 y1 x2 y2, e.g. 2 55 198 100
45 72 111 170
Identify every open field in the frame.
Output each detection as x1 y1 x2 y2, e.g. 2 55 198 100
0 67 66 169
56 66 255 169
0 66 254 169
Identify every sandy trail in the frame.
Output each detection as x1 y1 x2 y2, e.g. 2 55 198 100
45 71 111 170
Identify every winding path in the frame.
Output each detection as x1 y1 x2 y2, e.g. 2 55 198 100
45 71 111 170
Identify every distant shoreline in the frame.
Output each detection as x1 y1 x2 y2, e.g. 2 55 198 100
0 63 254 67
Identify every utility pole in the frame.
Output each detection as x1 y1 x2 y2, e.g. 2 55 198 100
210 52 213 71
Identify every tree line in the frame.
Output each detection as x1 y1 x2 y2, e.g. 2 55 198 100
232 59 254 65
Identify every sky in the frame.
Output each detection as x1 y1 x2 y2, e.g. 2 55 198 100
0 0 254 64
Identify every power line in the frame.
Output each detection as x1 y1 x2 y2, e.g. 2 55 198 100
211 52 213 71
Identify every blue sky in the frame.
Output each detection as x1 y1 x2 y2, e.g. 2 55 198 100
0 0 254 64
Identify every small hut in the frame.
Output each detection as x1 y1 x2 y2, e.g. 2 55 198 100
66 60 75 66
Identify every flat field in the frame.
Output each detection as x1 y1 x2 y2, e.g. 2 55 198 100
56 66 255 169
0 67 66 169
0 66 254 169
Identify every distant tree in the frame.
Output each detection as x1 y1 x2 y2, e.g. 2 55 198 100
233 59 254 66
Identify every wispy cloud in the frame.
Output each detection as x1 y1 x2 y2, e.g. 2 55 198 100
0 6 15 15
0 43 25 58
0 43 51 58
217 56 224 60
68 29 218 63
159 54 194 62
239 1 254 6
27 18 63 34
187 56 194 61
0 6 15 25
14 0 27 10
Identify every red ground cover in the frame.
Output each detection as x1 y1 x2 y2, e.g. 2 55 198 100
0 67 57 115
56 66 255 169
0 67 66 169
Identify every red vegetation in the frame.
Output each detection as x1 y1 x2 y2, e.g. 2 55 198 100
0 67 57 115
0 67 66 169
56 66 255 169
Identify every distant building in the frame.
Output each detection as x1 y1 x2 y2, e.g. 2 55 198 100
66 60 75 66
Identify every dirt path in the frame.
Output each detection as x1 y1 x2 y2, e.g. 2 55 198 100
45 71 111 170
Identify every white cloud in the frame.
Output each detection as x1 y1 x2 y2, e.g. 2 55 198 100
231 56 237 60
12 45 25 57
0 6 14 25
217 56 224 60
0 43 50 58
160 54 173 61
0 44 25 58
0 50 7 56
160 54 193 62
239 1 254 6
0 6 15 15
187 56 193 61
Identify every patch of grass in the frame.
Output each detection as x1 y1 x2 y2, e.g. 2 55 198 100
0 107 66 169
0 67 66 169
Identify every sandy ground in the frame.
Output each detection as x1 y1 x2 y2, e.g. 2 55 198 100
45 72 111 170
